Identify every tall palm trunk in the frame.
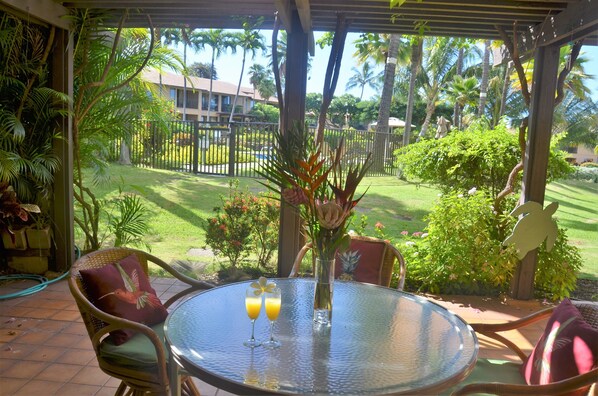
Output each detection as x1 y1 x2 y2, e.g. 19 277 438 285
373 33 400 172
403 37 422 146
419 87 437 138
229 49 247 124
453 47 463 127
498 63 511 121
478 40 491 116
207 50 215 120
183 43 187 120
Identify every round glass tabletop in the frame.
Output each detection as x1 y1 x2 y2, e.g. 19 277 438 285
165 278 478 395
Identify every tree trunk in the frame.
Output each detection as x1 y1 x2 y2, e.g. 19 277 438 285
453 47 464 127
229 50 247 124
118 140 131 165
478 40 491 116
498 63 511 124
183 43 187 121
207 50 215 121
373 33 400 172
419 91 437 139
403 37 422 146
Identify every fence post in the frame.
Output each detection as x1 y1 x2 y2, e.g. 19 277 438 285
228 124 236 176
192 121 199 174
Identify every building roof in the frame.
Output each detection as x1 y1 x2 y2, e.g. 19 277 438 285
143 69 277 103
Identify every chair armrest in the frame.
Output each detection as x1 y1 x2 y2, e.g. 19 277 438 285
469 306 554 361
289 243 312 278
452 367 598 395
143 251 214 308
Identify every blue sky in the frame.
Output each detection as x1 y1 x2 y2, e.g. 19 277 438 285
178 32 598 102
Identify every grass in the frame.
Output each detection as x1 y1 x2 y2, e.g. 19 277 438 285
81 164 597 279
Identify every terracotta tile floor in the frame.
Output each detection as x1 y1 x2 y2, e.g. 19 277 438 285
0 277 551 395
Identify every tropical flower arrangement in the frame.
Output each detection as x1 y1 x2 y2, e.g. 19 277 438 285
259 124 373 263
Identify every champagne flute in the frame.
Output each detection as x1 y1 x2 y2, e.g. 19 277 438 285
263 287 281 349
243 286 262 348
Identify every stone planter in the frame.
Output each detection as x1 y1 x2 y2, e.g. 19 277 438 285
26 226 52 249
8 256 48 275
1 227 28 250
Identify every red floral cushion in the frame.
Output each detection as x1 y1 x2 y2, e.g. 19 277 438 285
80 254 168 345
336 239 387 285
521 298 598 392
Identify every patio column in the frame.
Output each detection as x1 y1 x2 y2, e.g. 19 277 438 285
277 10 308 276
51 27 75 271
510 44 560 300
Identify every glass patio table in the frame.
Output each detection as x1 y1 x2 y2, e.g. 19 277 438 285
165 278 478 395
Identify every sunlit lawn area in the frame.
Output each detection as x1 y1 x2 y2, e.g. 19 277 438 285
82 164 597 279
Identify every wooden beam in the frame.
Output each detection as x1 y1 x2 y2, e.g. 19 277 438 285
0 0 70 29
274 0 293 32
278 10 308 277
517 0 598 53
510 44 560 300
295 0 315 55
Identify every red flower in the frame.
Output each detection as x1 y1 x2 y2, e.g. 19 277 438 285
375 222 385 230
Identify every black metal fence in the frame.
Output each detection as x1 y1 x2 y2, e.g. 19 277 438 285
114 121 401 178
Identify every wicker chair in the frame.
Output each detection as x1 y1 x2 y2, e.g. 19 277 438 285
289 234 407 290
69 247 214 396
452 300 598 396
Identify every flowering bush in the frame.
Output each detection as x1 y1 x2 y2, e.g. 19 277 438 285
203 180 279 270
259 124 372 260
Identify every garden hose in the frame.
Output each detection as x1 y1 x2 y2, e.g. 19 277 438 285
0 246 80 300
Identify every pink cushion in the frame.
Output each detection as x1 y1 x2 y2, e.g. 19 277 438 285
521 298 598 392
80 254 168 345
336 239 387 285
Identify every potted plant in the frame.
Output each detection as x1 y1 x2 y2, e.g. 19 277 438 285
0 183 40 250
26 212 53 249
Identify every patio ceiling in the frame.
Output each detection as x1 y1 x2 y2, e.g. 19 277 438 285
44 0 597 46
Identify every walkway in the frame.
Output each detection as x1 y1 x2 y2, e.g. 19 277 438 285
0 277 550 395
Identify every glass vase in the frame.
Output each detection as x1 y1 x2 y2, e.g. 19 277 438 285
313 257 335 326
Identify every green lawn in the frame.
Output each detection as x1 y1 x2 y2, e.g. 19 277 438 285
83 165 597 279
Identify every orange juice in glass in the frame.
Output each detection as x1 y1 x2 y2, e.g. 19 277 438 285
243 287 262 348
263 287 281 349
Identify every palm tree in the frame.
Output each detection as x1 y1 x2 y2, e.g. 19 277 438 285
373 33 401 172
478 40 492 116
248 64 275 103
194 29 236 120
445 75 480 129
403 36 423 146
229 19 266 124
345 62 380 99
71 12 182 250
162 27 193 120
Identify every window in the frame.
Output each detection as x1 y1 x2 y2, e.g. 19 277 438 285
176 89 199 109
221 96 231 112
202 93 218 111
565 146 578 154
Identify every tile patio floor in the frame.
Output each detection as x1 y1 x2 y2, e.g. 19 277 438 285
0 277 552 396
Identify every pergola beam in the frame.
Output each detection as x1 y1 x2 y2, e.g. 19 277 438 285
517 0 598 53
1 0 70 29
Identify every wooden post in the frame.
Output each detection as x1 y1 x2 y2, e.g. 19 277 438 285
51 27 75 271
510 44 560 300
277 10 308 277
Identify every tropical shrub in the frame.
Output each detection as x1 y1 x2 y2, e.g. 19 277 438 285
567 166 598 182
395 120 573 198
203 180 279 270
392 191 582 300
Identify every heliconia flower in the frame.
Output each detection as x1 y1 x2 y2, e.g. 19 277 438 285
375 222 385 230
468 187 477 195
316 201 347 229
282 187 308 206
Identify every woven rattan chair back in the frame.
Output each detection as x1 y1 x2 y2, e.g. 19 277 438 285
69 247 210 396
289 234 407 290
